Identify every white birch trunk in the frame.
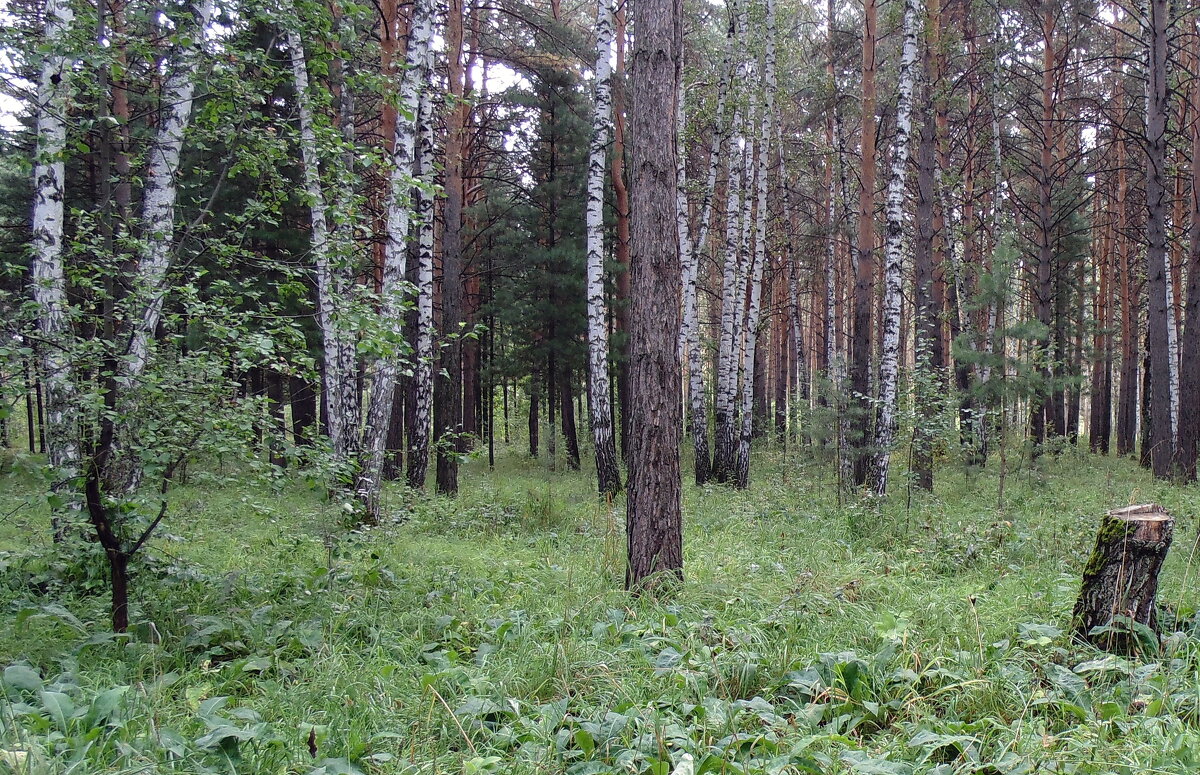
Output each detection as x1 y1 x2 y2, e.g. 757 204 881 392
330 14 362 459
355 0 434 519
735 0 775 488
406 86 437 489
31 0 78 513
286 24 352 465
870 0 921 496
584 0 622 495
712 110 744 482
123 0 214 378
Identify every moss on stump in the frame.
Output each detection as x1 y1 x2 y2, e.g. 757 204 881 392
1071 504 1174 653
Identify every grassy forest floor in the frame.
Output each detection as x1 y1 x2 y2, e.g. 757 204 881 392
3 440 1200 774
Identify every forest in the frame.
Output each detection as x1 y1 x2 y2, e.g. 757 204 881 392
4 0 1200 771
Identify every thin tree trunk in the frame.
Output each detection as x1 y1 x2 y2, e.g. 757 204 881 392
286 22 354 464
870 0 919 496
354 0 432 519
1145 0 1173 478
850 0 878 488
436 0 468 495
585 0 622 495
1177 18 1200 479
406 86 437 489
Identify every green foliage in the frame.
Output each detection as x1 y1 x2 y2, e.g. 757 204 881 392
0 447 1199 773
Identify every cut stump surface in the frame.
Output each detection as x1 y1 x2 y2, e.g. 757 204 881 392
1071 503 1174 652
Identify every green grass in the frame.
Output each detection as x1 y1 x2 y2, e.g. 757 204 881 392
2 438 1200 774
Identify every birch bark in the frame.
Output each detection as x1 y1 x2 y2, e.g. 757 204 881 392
735 0 775 488
355 0 433 519
869 0 920 496
30 0 78 520
585 0 622 496
122 0 215 379
285 23 355 468
406 84 437 489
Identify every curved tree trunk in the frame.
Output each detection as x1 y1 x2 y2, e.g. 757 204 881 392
354 0 433 520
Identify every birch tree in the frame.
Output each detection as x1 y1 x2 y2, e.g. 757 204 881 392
30 0 78 531
585 0 622 496
406 86 437 490
681 0 737 485
354 0 434 520
285 20 358 471
870 0 920 496
735 0 776 489
121 0 214 381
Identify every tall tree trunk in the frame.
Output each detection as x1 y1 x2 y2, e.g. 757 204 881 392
1177 20 1200 480
625 0 682 591
436 0 468 495
121 0 214 381
870 0 919 496
1145 0 1174 478
611 6 631 457
1030 5 1056 452
680 1 736 485
585 0 622 495
712 109 745 483
406 86 437 489
354 0 432 520
286 21 354 465
31 0 78 534
850 0 878 488
735 0 775 488
1116 134 1138 456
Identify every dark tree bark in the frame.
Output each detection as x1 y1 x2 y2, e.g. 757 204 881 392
435 0 467 496
1116 137 1138 456
912 59 937 492
265 371 287 466
289 375 318 447
560 368 581 470
1145 0 1173 478
528 374 540 458
625 0 682 592
383 383 404 480
1176 23 1200 480
849 0 878 488
612 5 632 459
1071 504 1173 653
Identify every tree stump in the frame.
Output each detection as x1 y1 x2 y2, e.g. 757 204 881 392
1071 504 1174 652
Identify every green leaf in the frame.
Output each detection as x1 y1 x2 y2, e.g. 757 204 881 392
3 665 42 692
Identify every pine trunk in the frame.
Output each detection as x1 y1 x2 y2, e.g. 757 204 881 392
625 0 682 591
1145 0 1173 478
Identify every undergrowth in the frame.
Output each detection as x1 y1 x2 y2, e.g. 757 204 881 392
1 441 1200 774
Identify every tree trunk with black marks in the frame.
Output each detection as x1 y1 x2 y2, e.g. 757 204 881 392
585 0 622 495
1072 504 1173 653
625 0 682 592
